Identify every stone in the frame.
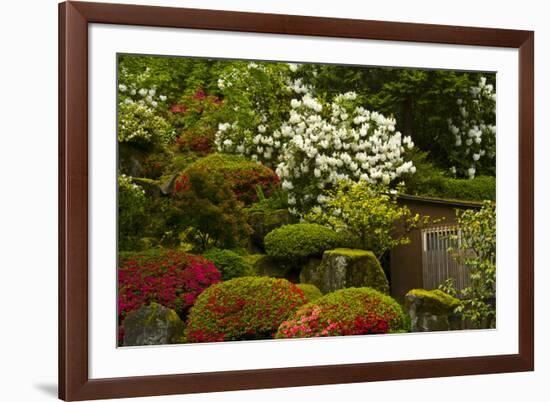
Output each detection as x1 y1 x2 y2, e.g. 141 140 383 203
248 209 294 250
244 254 320 283
119 143 146 177
404 289 461 332
300 248 389 294
123 302 185 346
160 173 178 195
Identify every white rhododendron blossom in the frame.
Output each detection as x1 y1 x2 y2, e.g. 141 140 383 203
117 66 168 109
216 90 415 213
447 76 496 179
117 102 175 145
118 174 146 195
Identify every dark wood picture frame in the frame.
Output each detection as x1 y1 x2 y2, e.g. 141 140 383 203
59 1 534 400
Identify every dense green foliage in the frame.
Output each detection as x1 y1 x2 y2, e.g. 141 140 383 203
405 151 495 201
307 181 428 260
202 248 255 280
172 169 251 251
185 277 307 342
439 201 496 328
118 175 147 250
264 223 342 260
276 287 407 338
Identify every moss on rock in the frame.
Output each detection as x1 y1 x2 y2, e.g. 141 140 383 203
248 208 294 250
300 248 389 294
243 254 290 278
122 302 185 346
406 289 460 315
404 289 461 332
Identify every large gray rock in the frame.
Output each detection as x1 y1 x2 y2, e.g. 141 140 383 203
404 289 461 332
123 302 185 346
119 143 145 177
248 209 294 250
300 248 389 294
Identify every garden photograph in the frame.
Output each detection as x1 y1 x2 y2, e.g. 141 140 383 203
116 55 497 347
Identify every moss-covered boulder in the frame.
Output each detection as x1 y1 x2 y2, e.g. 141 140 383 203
296 283 323 302
244 254 320 283
248 209 294 250
404 289 461 332
123 302 185 346
300 248 389 294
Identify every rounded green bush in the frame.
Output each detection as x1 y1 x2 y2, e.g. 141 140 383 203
202 248 255 280
276 287 407 338
264 223 341 260
185 277 307 342
296 284 323 302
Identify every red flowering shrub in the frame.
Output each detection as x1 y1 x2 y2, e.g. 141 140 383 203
276 287 407 339
181 153 280 205
118 250 221 324
185 277 307 342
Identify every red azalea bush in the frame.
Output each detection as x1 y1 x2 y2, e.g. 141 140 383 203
180 153 280 205
118 250 221 324
276 287 407 339
185 277 307 343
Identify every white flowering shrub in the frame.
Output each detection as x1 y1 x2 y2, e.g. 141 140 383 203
213 62 310 165
217 90 415 214
118 102 175 145
447 76 496 179
118 66 169 109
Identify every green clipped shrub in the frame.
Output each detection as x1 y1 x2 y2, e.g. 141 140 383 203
185 277 307 342
183 153 280 205
202 248 255 280
276 287 407 338
440 176 495 201
264 223 342 261
405 150 495 202
296 284 323 302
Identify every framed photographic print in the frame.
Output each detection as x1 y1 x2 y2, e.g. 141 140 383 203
59 1 534 400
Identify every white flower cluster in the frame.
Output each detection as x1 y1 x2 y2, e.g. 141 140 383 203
118 101 175 145
118 174 146 195
447 76 496 179
216 90 415 213
118 67 167 109
119 85 167 109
